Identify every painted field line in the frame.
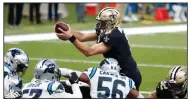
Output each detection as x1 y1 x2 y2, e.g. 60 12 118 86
30 57 186 68
140 91 151 94
130 44 187 50
39 40 186 50
4 24 187 43
6 40 187 50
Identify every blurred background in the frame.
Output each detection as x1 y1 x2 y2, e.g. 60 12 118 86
4 3 187 34
4 3 187 97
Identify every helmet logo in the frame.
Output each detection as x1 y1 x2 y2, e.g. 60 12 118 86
110 14 116 20
47 63 55 69
11 49 21 57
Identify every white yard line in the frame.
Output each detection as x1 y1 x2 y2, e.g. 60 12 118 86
130 44 187 50
4 24 187 43
6 40 187 50
140 91 151 94
30 57 186 68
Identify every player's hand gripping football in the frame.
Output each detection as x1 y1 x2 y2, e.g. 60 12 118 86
56 24 73 41
69 72 79 84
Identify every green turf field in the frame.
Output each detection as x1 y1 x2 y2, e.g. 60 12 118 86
4 3 187 97
4 31 187 97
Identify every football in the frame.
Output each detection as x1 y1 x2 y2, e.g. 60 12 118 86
55 22 69 33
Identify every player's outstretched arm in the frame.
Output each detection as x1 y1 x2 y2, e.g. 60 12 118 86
147 91 157 98
71 30 97 42
127 89 144 99
59 68 82 78
56 27 111 57
72 41 111 57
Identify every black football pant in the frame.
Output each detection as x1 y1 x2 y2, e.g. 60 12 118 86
48 3 59 21
120 57 142 91
29 3 41 24
8 3 24 25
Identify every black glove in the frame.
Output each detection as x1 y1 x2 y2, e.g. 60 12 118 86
69 72 79 84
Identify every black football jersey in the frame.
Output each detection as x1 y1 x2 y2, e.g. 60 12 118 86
97 28 137 71
156 80 187 98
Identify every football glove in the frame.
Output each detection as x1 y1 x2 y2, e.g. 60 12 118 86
69 72 79 84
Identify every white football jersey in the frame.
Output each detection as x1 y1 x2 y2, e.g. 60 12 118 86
83 67 136 98
22 79 82 98
4 64 22 95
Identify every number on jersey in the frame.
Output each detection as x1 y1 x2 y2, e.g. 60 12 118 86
23 89 42 98
97 76 126 98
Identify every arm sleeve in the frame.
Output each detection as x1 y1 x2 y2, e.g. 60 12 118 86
59 68 82 77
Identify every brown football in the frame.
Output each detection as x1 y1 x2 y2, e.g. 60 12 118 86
55 22 69 33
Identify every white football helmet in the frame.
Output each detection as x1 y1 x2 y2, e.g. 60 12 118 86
99 58 121 73
34 59 61 81
4 48 29 76
167 66 187 95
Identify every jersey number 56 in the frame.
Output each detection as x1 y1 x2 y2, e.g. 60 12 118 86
97 77 126 98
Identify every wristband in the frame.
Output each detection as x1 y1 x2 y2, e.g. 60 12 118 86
69 35 76 43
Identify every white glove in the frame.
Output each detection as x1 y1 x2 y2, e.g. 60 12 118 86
4 90 21 98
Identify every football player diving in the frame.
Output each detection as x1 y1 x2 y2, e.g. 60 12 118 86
148 66 187 98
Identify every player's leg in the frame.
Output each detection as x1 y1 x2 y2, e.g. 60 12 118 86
8 3 15 28
120 58 142 91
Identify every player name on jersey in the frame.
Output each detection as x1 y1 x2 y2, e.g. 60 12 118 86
99 71 126 80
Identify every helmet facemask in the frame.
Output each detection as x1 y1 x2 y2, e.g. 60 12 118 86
168 80 187 95
17 63 28 77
